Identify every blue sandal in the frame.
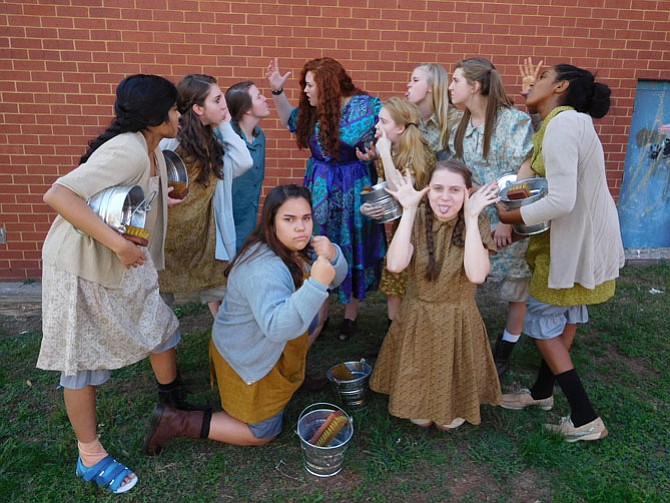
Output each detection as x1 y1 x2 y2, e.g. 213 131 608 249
76 455 138 494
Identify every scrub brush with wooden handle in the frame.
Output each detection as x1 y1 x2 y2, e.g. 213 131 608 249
309 410 349 447
331 363 356 381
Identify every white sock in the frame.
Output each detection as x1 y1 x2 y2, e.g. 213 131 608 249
502 330 520 343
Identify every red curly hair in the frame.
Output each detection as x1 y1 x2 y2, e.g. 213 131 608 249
296 57 366 160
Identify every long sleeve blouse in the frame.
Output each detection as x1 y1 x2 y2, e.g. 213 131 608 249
212 243 347 384
521 111 625 289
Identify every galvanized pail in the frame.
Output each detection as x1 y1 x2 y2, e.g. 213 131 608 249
296 402 354 477
326 359 373 410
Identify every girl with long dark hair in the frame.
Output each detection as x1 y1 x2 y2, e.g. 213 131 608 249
38 74 186 494
144 184 347 453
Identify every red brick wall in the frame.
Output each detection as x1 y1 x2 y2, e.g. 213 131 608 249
1 0 668 281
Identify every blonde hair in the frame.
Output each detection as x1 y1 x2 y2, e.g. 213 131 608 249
415 63 453 151
383 97 436 189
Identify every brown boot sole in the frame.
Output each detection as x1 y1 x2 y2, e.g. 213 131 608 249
143 404 166 456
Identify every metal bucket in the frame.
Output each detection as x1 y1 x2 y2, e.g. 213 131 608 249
361 181 402 223
162 149 189 199
499 177 551 236
296 402 354 477
326 359 372 410
86 185 153 235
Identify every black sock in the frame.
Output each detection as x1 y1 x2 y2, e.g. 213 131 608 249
200 410 212 439
530 360 555 400
554 368 597 427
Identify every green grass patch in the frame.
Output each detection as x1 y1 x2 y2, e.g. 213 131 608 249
0 264 668 501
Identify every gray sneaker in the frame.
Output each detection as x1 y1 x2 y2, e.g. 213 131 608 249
544 416 608 443
501 388 554 410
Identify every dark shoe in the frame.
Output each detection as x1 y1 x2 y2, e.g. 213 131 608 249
157 375 210 412
337 318 357 342
144 404 208 456
299 374 328 392
492 337 516 378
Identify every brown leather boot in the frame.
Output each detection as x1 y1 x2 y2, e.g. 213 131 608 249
144 404 210 456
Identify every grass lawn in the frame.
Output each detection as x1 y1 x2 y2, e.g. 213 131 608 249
1 264 668 502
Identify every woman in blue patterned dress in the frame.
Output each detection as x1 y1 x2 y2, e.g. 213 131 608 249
266 57 386 341
449 57 535 377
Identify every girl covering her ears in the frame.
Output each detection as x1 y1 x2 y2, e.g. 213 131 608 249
497 63 624 442
37 74 186 494
370 159 502 430
360 97 437 326
144 184 347 453
159 74 252 318
448 57 535 378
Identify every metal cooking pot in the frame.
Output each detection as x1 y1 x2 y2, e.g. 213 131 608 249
87 185 153 235
162 149 189 199
360 181 402 223
499 177 550 236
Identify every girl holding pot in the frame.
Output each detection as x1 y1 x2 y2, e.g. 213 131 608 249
37 74 189 494
360 97 437 326
266 57 386 342
159 74 253 317
497 63 624 442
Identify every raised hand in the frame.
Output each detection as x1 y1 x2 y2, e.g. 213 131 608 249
519 57 543 95
375 126 392 158
311 254 336 286
311 235 336 261
266 57 291 92
464 181 499 219
385 171 428 211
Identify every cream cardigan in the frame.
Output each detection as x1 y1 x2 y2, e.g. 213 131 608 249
520 111 625 290
42 132 169 288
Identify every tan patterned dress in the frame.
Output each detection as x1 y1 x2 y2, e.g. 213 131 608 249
158 158 228 293
38 176 179 376
370 208 502 425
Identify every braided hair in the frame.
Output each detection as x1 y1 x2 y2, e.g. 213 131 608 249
424 160 473 281
80 74 177 164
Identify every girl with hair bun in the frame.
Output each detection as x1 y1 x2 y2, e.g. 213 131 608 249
361 97 437 325
37 74 187 494
498 63 624 442
449 57 535 378
370 160 502 430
